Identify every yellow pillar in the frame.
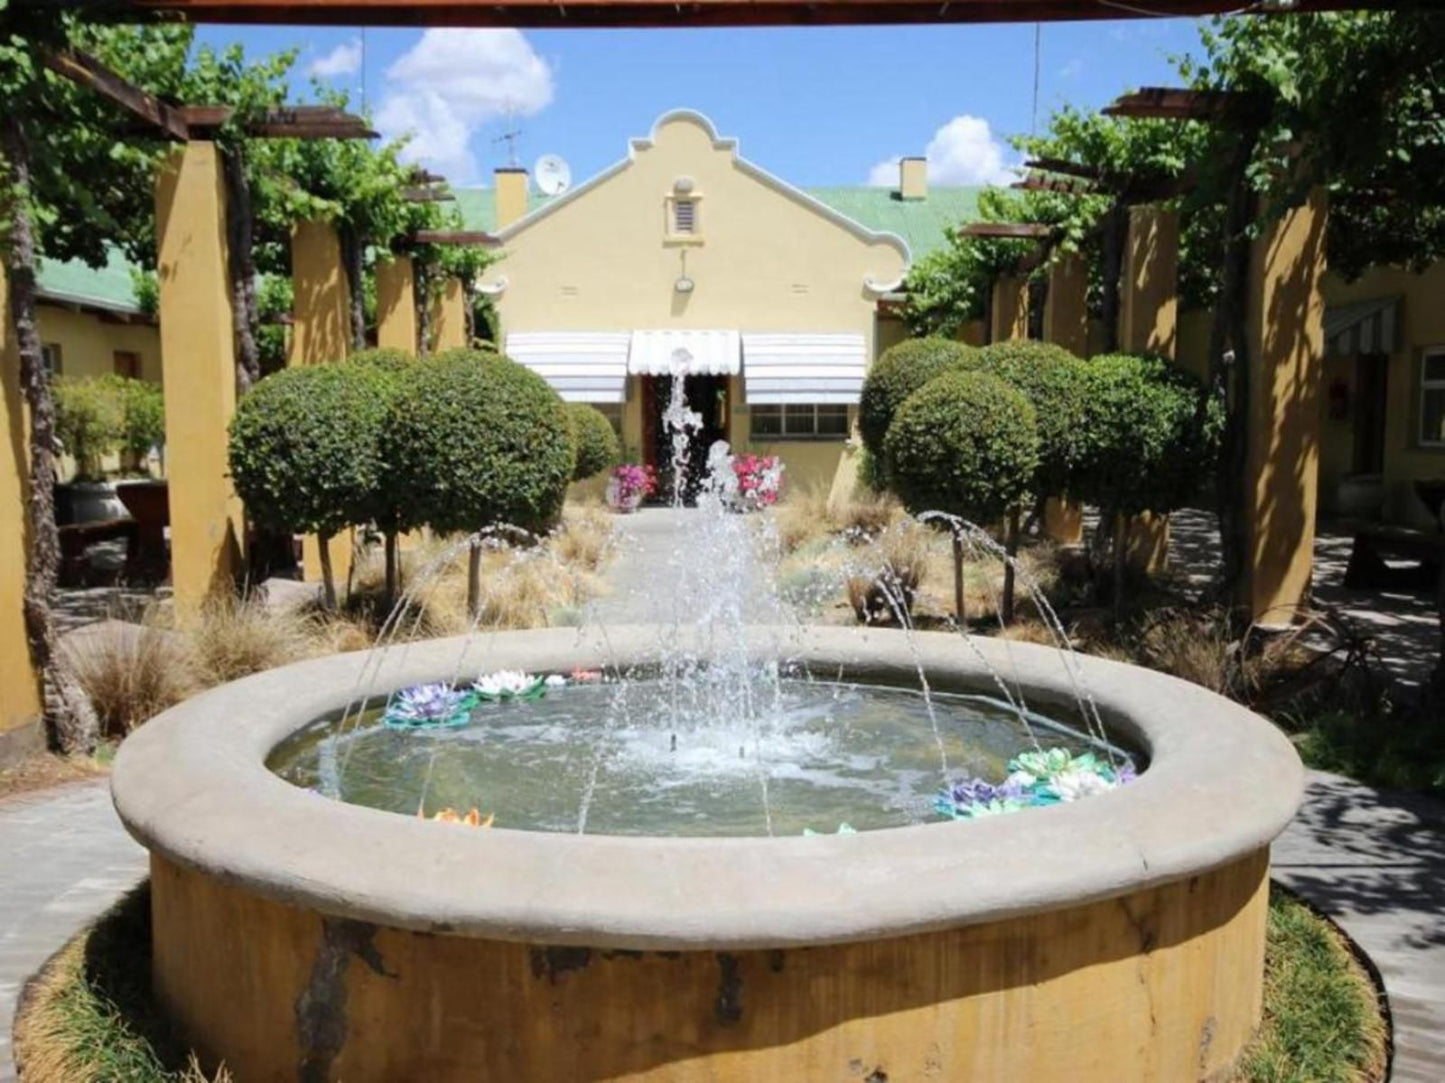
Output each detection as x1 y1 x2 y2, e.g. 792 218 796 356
1242 190 1327 626
0 265 43 750
156 142 243 617
431 277 467 351
288 219 352 368
1120 205 1179 360
989 275 1028 343
376 255 418 355
288 219 355 590
1043 252 1089 358
1119 205 1182 573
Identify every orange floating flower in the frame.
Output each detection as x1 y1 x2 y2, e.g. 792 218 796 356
428 807 494 828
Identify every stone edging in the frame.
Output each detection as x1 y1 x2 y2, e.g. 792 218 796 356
111 625 1303 950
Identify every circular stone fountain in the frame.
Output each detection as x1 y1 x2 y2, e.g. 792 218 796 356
112 625 1301 1082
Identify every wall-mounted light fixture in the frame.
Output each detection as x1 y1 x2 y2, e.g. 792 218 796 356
674 249 695 294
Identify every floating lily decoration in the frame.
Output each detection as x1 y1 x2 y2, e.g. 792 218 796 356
382 683 479 730
937 745 1136 820
429 807 495 828
475 670 548 701
803 822 858 837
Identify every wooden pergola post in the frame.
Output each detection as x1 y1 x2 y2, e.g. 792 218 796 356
431 276 468 351
1241 190 1327 626
376 255 419 353
289 218 355 592
0 265 43 758
989 275 1028 343
156 141 245 616
1040 251 1089 544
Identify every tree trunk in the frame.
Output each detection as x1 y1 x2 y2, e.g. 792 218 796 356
415 262 432 356
383 530 398 615
1001 507 1021 626
462 283 476 348
467 538 482 619
1111 511 1127 622
2 115 98 753
221 145 260 395
952 531 966 627
1209 134 1261 617
339 223 366 350
1099 202 1126 354
316 531 337 611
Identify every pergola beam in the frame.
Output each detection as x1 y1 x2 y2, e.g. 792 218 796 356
402 187 455 203
407 230 500 246
43 49 189 141
1013 176 1098 196
957 222 1055 240
91 0 1379 27
1103 86 1262 121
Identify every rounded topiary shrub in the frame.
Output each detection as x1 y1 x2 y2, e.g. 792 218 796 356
975 340 1089 500
386 349 573 536
567 402 621 481
884 369 1039 523
346 346 413 374
859 338 978 461
1075 353 1220 518
229 362 391 603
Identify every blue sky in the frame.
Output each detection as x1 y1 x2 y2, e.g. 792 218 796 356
196 19 1208 189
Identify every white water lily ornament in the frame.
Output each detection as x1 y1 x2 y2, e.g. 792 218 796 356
474 670 547 701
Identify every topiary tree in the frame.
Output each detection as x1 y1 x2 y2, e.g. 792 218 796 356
115 377 165 472
975 340 1090 507
53 376 124 481
228 362 390 609
1075 353 1222 610
885 369 1039 624
346 347 415 607
859 338 978 464
566 402 621 481
386 349 573 615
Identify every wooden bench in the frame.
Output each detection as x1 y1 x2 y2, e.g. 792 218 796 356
1343 523 1445 591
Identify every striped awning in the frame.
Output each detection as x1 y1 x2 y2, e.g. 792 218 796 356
503 332 631 403
741 333 867 404
627 330 741 376
1325 296 1400 358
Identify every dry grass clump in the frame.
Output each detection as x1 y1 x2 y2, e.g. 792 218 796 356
846 520 932 625
13 886 231 1083
64 619 196 738
551 503 616 573
0 749 108 800
187 596 337 686
773 484 904 553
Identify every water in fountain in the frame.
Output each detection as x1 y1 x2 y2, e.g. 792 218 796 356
275 371 1136 836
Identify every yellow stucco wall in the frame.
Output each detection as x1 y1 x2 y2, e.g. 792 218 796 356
485 111 906 494
34 305 161 384
1321 263 1445 528
1 266 43 742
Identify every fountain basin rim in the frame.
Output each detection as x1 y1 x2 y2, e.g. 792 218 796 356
111 625 1303 951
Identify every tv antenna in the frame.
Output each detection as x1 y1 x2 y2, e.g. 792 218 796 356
492 105 522 167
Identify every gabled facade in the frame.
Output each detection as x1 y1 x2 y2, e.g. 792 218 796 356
478 109 912 494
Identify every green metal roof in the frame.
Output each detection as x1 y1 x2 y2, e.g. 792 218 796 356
39 185 977 313
451 185 980 261
35 247 146 314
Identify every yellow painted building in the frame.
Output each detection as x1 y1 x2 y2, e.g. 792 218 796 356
33 249 162 386
473 110 923 496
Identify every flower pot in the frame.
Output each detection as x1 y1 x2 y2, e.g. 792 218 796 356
58 480 129 525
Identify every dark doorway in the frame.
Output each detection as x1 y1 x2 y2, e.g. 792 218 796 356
1353 353 1388 474
641 374 729 504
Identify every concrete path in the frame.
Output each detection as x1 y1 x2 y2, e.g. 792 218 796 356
0 780 146 1082
1274 769 1445 1082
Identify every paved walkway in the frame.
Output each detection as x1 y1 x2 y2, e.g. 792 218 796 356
0 780 146 1082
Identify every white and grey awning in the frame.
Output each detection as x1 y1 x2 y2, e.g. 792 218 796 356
741 333 867 404
627 329 741 376
503 332 631 403
1325 296 1401 358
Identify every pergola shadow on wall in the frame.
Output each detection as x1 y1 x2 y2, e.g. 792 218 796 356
1 0 1339 750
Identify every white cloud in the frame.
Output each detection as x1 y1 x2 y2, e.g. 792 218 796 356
375 30 555 184
867 115 1018 189
308 40 363 79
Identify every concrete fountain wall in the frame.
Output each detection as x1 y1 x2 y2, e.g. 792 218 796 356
112 627 1303 1082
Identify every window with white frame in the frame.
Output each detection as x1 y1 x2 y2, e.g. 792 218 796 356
749 403 849 440
41 343 62 376
1422 348 1445 446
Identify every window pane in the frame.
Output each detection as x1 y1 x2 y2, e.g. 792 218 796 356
783 404 815 435
816 404 850 436
750 404 782 437
1423 388 1445 444
674 199 697 234
1425 352 1445 383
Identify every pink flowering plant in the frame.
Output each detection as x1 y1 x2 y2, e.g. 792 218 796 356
606 463 657 511
731 454 784 510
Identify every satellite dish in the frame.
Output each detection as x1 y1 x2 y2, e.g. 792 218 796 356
534 154 572 197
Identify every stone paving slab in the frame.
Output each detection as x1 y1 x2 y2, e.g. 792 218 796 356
1273 769 1445 1082
0 779 146 1082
